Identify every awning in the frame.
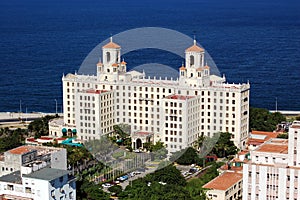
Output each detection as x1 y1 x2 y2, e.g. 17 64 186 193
62 128 67 133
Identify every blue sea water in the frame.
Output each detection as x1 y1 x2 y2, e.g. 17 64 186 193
0 0 299 112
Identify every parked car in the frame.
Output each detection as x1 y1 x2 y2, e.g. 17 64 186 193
102 183 112 188
117 175 129 182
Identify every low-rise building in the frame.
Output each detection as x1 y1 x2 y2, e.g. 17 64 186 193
0 168 76 200
203 171 243 200
0 145 67 177
0 145 75 200
247 130 279 150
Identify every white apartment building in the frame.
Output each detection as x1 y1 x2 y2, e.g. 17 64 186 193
53 37 250 152
0 145 67 177
0 145 75 200
243 121 300 200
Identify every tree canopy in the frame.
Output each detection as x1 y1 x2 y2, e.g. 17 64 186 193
211 132 238 158
119 165 190 199
171 147 202 165
28 115 58 138
249 107 286 132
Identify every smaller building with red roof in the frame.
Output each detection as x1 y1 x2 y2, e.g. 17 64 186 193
203 171 243 200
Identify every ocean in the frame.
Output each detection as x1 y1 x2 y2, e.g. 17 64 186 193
0 0 299 113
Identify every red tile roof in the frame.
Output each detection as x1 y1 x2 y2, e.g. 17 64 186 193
185 44 204 52
102 41 121 49
97 62 103 66
256 144 288 154
203 172 243 191
86 89 108 94
204 65 210 69
248 131 279 146
9 146 33 155
179 66 186 70
166 95 194 100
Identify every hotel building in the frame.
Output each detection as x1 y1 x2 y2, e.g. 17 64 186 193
243 121 300 200
50 37 250 152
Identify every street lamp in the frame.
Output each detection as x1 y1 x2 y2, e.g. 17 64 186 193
54 99 58 114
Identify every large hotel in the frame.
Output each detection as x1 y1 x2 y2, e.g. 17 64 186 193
49 37 250 152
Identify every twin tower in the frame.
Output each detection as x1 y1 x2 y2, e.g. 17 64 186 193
96 37 211 87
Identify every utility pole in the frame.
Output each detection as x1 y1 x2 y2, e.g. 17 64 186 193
275 97 278 112
54 99 58 114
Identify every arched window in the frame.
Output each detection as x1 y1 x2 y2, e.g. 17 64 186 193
106 52 111 63
190 55 194 66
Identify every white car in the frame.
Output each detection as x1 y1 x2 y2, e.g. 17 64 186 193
102 183 112 188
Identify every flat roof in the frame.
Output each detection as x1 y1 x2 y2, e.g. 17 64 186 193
22 168 69 181
256 144 288 154
255 138 288 154
203 172 243 191
248 131 279 146
8 145 64 157
9 146 35 155
0 171 22 184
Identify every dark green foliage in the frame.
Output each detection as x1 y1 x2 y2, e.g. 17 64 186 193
172 147 200 165
119 165 191 200
185 162 222 200
77 180 110 200
65 145 93 167
249 107 286 132
112 124 132 151
149 141 168 160
211 132 238 158
108 185 122 196
0 128 25 153
144 165 186 186
277 133 288 139
28 115 58 138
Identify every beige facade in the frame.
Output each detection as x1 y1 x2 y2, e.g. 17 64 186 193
58 38 250 152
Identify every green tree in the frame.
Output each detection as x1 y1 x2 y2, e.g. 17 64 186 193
77 180 110 200
249 107 286 132
277 133 288 139
28 115 58 138
211 132 238 158
149 141 168 160
172 147 200 165
108 185 122 196
119 165 191 199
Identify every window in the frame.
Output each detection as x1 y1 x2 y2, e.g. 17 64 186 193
106 52 111 62
25 187 32 193
190 55 194 66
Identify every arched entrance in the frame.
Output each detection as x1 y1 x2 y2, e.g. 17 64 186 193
136 138 142 149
